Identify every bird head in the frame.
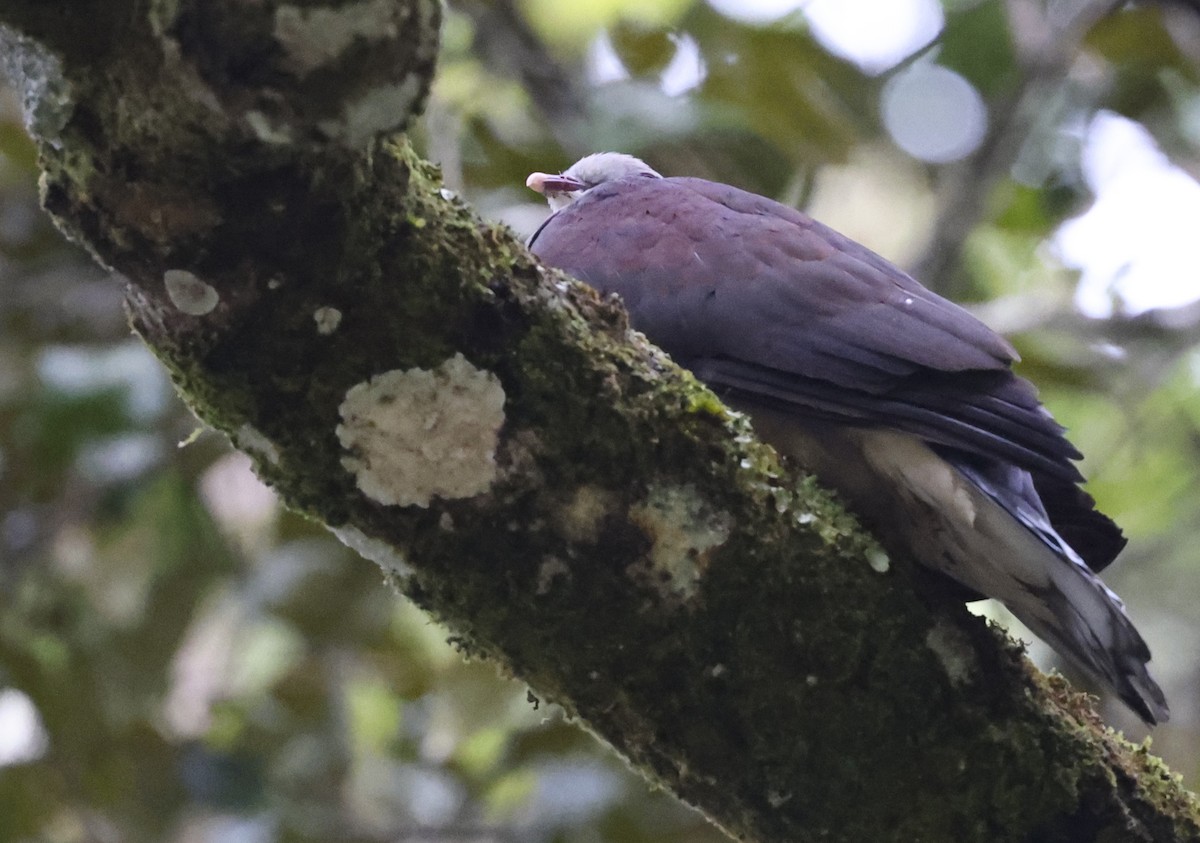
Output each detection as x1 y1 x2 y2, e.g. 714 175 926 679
527 152 662 211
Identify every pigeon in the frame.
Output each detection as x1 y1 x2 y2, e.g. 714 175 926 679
525 152 1168 724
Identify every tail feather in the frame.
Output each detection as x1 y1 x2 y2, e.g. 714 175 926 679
761 423 1168 724
1007 572 1168 724
1032 474 1127 574
949 456 1169 724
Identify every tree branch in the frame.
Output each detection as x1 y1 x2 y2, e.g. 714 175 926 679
451 0 589 141
1 1 1197 840
913 0 1117 298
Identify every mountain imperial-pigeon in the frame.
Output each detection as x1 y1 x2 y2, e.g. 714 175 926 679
526 152 1168 725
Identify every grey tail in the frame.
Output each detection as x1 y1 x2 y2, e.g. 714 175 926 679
1015 577 1169 725
950 455 1169 725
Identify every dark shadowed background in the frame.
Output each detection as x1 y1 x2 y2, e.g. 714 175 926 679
2 1 1199 841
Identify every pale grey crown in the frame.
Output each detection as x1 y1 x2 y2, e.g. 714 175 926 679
543 153 662 211
563 152 662 186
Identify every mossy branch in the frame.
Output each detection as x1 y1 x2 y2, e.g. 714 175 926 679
0 1 1196 840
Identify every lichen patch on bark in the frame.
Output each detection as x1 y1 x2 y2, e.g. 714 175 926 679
627 483 733 604
324 79 425 147
537 556 571 595
234 424 281 466
336 353 506 507
332 525 412 578
926 619 977 686
867 548 891 574
555 485 620 544
274 0 401 76
163 269 219 316
313 306 343 335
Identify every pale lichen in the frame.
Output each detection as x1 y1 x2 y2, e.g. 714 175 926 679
234 423 281 466
313 306 342 335
274 0 401 76
245 110 294 145
925 619 977 687
866 547 891 574
0 26 73 146
555 485 619 544
536 556 571 595
336 353 506 507
163 269 219 316
331 525 412 578
325 79 424 148
627 483 733 604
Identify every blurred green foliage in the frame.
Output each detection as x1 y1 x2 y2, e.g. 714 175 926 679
2 1 1200 841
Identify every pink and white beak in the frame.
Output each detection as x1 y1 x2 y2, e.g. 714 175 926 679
526 172 585 195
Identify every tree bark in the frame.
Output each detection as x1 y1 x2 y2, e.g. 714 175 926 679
1 2 1197 840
